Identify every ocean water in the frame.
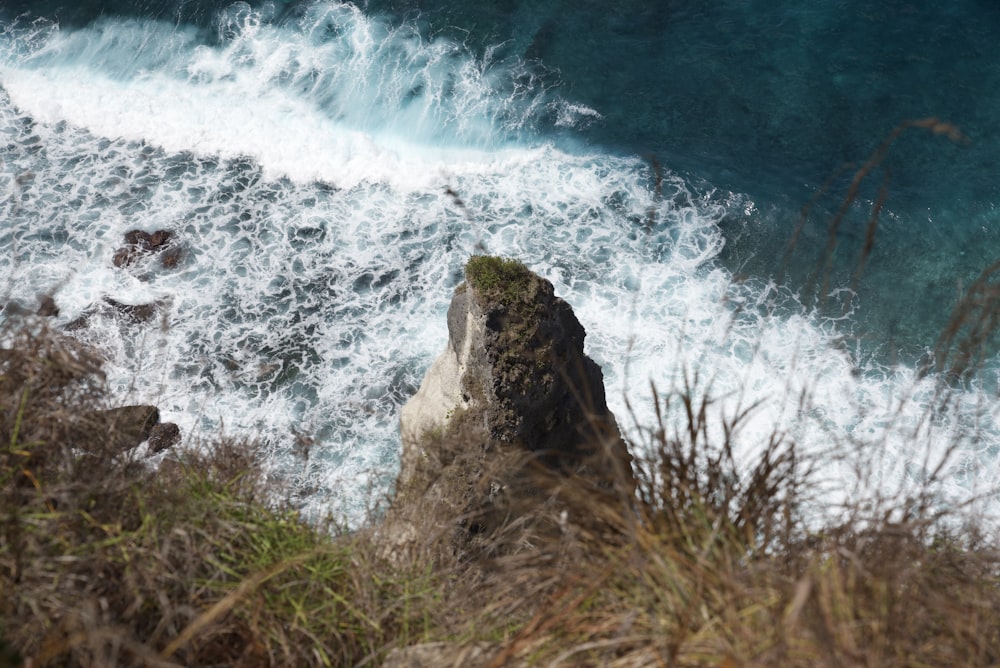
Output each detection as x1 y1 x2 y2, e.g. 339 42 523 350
1 0 998 523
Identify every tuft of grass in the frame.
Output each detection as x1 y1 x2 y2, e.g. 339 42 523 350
465 255 536 308
473 374 1000 667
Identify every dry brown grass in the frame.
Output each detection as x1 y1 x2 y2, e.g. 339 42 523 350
0 319 445 667
3 297 1000 667
476 382 1000 667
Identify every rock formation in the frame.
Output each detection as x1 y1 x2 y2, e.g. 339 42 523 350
148 422 182 454
87 405 181 456
112 228 182 270
389 256 632 556
36 295 59 317
99 405 162 453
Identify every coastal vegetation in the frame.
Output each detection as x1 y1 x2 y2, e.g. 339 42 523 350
2 297 999 666
464 256 535 308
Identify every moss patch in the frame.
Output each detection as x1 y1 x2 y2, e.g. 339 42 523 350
464 255 535 308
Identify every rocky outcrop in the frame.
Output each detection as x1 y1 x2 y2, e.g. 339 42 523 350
88 405 181 456
389 256 632 556
97 405 162 453
402 256 629 477
112 229 182 270
148 422 182 454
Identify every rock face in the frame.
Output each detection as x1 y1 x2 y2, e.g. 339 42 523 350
402 256 628 477
391 256 632 555
98 405 162 454
88 405 182 456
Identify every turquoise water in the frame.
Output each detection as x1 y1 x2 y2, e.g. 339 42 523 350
1 0 998 521
362 0 1000 358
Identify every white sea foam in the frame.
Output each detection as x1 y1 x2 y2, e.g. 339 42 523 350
1 3 997 525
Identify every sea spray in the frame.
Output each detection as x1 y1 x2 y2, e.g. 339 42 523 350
0 2 997 525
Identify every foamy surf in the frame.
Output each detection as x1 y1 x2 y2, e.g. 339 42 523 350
1 2 997 525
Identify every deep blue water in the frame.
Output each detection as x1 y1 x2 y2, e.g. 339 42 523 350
2 0 999 519
364 0 1000 358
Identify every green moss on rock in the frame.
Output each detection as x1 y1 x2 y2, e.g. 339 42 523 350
464 255 534 307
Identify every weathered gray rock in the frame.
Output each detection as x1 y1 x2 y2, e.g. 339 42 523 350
389 256 633 557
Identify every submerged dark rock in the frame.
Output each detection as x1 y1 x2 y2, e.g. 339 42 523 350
65 296 169 331
36 295 59 317
2 295 61 318
148 230 172 248
102 297 161 324
159 246 183 269
1 302 31 317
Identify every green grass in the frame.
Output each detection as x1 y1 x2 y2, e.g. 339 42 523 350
2 442 447 666
465 255 536 308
